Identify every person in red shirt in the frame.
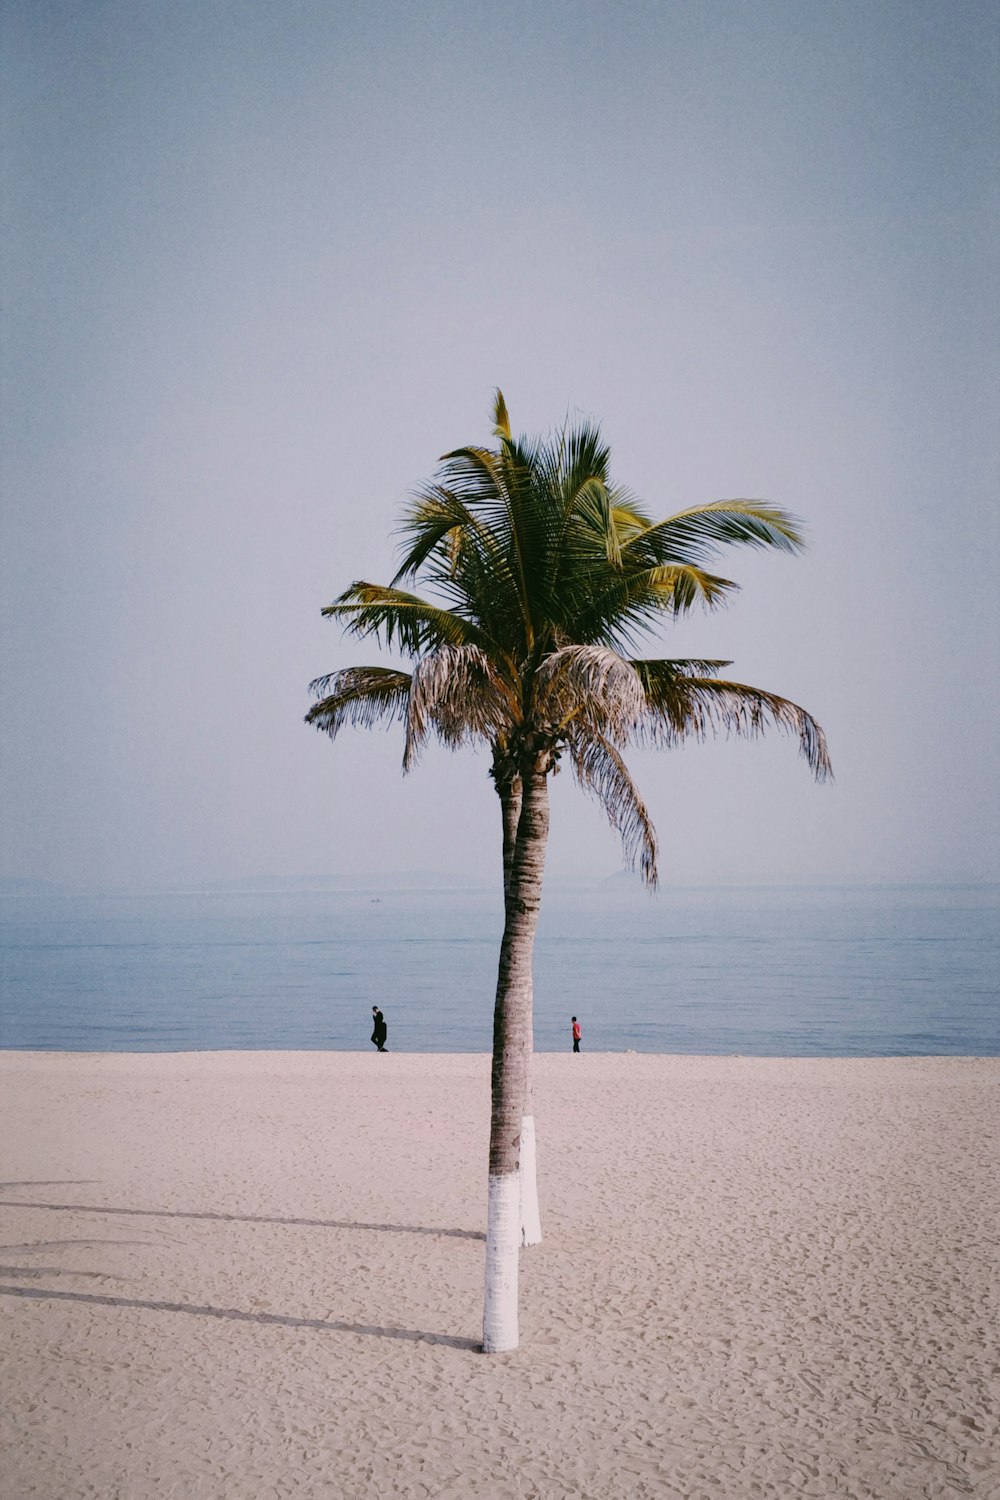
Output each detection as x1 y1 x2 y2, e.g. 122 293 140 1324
571 1016 581 1053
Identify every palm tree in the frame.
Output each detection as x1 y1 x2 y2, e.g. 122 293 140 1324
307 392 830 1352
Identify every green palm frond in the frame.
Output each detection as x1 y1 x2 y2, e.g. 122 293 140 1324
607 485 654 540
433 443 544 648
492 389 511 444
565 729 659 887
393 486 487 582
305 666 412 738
614 561 736 614
323 582 480 655
640 657 734 675
569 565 738 656
557 475 629 577
393 487 523 648
622 501 804 570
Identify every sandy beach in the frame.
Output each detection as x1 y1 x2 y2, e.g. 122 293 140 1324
1 1051 997 1498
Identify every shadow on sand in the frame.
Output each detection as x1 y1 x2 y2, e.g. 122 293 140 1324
0 1195 484 1240
0 1185 484 1350
0 1282 480 1349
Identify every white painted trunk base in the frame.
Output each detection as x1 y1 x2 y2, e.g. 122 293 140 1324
519 1114 542 1247
482 1172 520 1352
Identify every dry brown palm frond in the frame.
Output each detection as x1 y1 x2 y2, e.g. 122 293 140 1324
404 644 514 771
565 729 659 887
305 667 413 738
632 662 832 781
534 644 646 737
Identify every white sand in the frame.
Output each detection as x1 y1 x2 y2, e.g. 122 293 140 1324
1 1051 998 1499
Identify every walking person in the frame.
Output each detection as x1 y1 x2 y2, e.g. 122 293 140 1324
371 1006 388 1052
571 1016 581 1053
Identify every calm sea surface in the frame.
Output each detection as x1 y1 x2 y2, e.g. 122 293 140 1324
1 883 996 1055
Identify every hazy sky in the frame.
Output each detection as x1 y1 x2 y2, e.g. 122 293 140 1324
2 0 998 891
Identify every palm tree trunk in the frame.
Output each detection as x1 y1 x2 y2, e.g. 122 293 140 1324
519 1051 542 1247
495 765 543 1250
482 757 549 1352
497 761 521 903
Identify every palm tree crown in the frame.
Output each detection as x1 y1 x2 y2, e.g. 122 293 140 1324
307 391 830 885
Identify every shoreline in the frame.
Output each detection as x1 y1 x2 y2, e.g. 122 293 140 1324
4 1046 999 1059
2 1051 997 1497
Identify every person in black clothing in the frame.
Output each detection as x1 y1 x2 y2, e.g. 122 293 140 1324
371 1006 388 1052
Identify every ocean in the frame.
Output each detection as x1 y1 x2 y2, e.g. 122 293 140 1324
0 882 996 1056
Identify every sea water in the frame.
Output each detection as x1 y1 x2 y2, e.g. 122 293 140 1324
0 882 996 1055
